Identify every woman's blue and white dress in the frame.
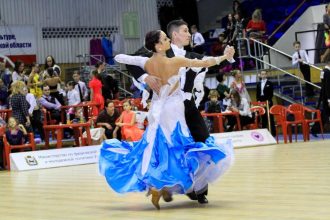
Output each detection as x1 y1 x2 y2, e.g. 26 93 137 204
99 58 234 195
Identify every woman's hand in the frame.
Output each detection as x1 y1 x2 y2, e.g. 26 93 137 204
18 124 25 130
231 107 239 112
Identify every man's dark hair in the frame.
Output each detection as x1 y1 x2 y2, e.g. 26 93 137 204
105 100 114 108
166 20 188 39
95 61 103 69
293 41 301 46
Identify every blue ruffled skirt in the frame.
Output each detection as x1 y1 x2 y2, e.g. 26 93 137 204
99 122 233 194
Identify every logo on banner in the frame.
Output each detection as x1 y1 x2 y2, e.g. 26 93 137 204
25 155 38 166
251 131 264 142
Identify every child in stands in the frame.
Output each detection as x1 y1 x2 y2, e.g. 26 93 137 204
6 117 27 145
204 90 225 132
114 100 144 141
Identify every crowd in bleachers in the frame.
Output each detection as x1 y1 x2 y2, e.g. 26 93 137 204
0 55 151 169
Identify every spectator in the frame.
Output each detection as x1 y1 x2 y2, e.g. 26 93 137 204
8 81 31 130
72 70 88 102
43 67 64 105
12 60 28 84
226 89 254 131
96 61 119 101
225 13 235 45
27 63 43 99
321 3 330 63
211 33 228 56
89 70 104 116
96 100 120 139
231 12 246 46
230 69 251 102
0 79 9 109
246 9 266 42
312 62 330 135
114 100 143 141
216 72 231 105
23 86 44 140
190 25 205 54
66 81 81 106
39 85 62 123
232 0 246 20
292 41 314 97
0 61 12 88
204 90 225 132
204 90 224 113
43 55 61 78
5 117 27 145
256 70 275 136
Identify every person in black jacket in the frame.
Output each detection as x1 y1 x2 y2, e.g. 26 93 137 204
313 65 330 135
256 70 275 136
125 20 234 204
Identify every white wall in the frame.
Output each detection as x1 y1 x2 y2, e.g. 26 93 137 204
271 4 326 67
0 0 159 63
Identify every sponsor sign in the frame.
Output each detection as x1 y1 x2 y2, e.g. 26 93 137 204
211 129 276 148
10 145 101 171
0 25 36 55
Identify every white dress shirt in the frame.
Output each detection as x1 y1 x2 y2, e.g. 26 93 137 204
261 79 267 96
74 80 88 100
67 89 81 105
191 32 205 46
292 49 310 67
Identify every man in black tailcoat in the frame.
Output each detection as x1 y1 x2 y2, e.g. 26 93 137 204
125 20 234 204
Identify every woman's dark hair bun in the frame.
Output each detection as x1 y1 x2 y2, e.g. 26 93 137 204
145 30 161 52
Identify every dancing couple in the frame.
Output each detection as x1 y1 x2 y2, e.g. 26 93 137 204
99 20 234 210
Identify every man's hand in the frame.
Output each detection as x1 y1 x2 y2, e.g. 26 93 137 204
145 75 162 94
105 123 112 130
224 46 235 61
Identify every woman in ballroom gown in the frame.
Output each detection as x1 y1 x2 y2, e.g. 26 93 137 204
99 30 235 210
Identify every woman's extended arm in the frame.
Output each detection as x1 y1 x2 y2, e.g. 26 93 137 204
114 54 149 69
175 46 235 68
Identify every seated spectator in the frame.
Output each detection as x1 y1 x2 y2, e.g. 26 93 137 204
211 33 228 56
6 117 27 145
39 85 62 123
96 100 120 139
73 70 88 102
204 90 225 132
230 69 251 103
226 89 254 131
204 90 225 113
114 100 144 141
190 25 205 54
245 9 266 41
